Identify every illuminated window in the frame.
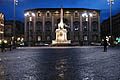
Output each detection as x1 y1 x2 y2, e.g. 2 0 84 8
84 36 88 41
38 36 41 41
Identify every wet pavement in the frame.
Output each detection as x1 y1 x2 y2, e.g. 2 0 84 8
0 46 120 80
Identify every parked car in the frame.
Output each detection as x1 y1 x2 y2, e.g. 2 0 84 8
90 42 101 46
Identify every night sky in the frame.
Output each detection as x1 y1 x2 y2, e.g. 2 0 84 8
0 0 120 23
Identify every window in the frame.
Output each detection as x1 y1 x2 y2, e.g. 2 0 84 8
84 36 88 41
38 36 41 41
75 12 79 18
47 36 51 41
92 35 98 41
38 13 41 17
36 22 42 32
82 22 87 32
92 21 98 32
47 13 50 17
45 21 52 31
73 21 79 31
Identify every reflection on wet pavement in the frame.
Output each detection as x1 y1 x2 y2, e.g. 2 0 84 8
0 47 119 80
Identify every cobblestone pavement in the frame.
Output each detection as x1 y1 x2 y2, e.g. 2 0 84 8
0 46 120 80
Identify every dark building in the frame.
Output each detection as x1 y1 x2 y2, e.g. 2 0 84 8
4 20 24 43
101 13 120 39
24 8 101 46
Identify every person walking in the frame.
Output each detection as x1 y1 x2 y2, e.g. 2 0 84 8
104 38 108 52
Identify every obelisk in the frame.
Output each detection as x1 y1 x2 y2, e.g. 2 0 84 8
59 5 64 29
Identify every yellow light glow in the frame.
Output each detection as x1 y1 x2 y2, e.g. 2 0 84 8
89 13 93 17
12 37 14 40
4 40 7 44
0 31 4 34
0 40 2 44
17 37 20 41
21 38 24 41
66 11 70 14
55 11 59 14
38 36 41 41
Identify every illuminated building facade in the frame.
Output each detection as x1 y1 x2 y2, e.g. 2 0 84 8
24 8 101 46
0 13 4 41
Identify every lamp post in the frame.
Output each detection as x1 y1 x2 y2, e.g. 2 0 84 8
13 0 18 49
82 12 93 45
24 12 35 46
107 0 114 46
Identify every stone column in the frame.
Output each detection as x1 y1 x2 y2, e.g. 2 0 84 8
80 14 82 32
70 15 73 41
43 16 45 32
89 16 92 32
80 14 83 44
24 16 27 42
89 15 92 42
33 16 36 44
52 15 54 32
98 13 101 41
71 15 73 31
42 15 45 41
52 15 55 40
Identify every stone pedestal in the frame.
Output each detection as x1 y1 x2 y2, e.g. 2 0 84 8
52 28 71 45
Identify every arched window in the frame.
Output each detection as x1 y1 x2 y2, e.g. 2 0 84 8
38 12 41 17
82 21 88 32
92 21 98 32
36 21 42 32
46 11 51 18
73 21 79 31
74 11 79 18
45 21 52 31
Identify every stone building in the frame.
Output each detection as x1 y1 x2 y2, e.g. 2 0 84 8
24 8 101 46
101 13 120 39
4 20 24 43
0 12 4 40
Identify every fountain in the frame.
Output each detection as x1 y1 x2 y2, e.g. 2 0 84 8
52 5 71 45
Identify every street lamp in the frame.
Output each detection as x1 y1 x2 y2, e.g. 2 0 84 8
107 0 114 46
13 0 18 49
24 12 35 46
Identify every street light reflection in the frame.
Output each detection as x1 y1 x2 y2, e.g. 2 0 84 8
55 58 67 79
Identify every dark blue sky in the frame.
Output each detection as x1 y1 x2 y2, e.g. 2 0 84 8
0 0 120 23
